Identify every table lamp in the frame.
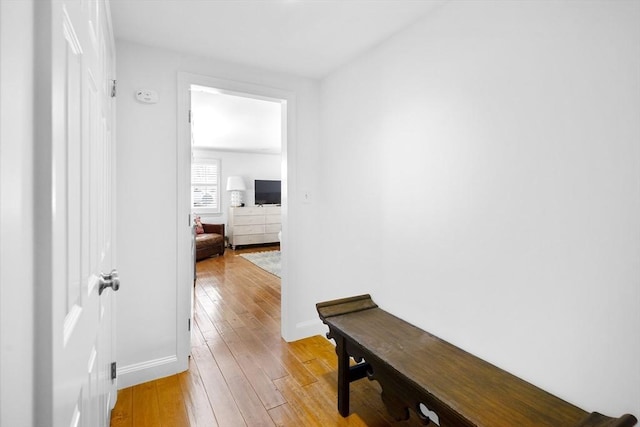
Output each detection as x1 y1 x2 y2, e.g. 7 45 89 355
226 176 246 207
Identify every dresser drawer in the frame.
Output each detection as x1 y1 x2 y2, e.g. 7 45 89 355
234 224 265 235
233 207 264 216
265 206 281 215
265 224 281 234
234 234 265 246
263 233 280 243
265 214 281 225
234 215 265 226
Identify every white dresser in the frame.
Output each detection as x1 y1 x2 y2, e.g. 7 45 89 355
228 206 281 248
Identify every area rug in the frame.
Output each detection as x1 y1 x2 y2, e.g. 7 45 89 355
239 250 281 278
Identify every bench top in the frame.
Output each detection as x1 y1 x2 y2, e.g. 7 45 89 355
318 294 636 427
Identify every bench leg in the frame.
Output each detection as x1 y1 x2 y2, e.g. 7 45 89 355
336 335 350 417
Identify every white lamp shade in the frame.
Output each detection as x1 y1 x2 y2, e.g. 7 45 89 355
226 176 246 191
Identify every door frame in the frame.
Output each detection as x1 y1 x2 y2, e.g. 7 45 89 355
176 72 294 349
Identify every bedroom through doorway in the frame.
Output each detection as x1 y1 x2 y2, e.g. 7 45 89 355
176 72 292 355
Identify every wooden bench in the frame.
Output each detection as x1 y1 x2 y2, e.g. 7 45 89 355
316 294 637 427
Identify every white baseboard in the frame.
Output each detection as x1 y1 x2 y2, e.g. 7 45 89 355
116 355 182 389
283 318 327 342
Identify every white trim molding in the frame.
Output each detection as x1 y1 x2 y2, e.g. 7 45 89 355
294 319 327 341
117 355 179 389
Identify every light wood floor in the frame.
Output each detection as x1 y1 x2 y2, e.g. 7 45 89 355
110 246 423 427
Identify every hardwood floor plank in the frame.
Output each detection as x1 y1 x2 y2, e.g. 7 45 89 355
109 388 132 427
191 344 246 426
267 403 303 427
156 375 190 427
194 300 221 341
177 365 219 427
131 381 162 427
191 320 206 347
250 329 318 387
206 332 275 426
229 325 288 381
244 303 280 333
288 335 332 364
272 376 325 427
235 352 286 410
225 375 276 427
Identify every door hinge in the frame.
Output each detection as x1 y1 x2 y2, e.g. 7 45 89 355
188 318 191 331
110 362 117 380
111 80 117 98
188 109 192 123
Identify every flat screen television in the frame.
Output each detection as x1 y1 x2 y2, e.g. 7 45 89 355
254 179 281 205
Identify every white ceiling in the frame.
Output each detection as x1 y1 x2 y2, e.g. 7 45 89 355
109 0 443 79
191 86 282 153
110 0 443 153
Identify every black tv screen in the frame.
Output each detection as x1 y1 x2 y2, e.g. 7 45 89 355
254 180 281 205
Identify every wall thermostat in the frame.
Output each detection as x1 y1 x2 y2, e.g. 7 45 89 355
135 89 158 104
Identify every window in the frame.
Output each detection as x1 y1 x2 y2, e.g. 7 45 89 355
191 159 220 213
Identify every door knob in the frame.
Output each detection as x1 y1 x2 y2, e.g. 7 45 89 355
99 269 120 295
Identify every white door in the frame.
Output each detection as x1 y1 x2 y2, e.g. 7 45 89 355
48 0 117 426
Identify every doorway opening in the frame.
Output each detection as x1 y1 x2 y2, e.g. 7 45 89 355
177 73 293 363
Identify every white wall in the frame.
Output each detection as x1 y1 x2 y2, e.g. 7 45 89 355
0 1 35 425
115 40 321 387
193 148 281 226
318 0 639 418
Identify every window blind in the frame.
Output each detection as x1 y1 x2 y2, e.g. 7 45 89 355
191 161 220 211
